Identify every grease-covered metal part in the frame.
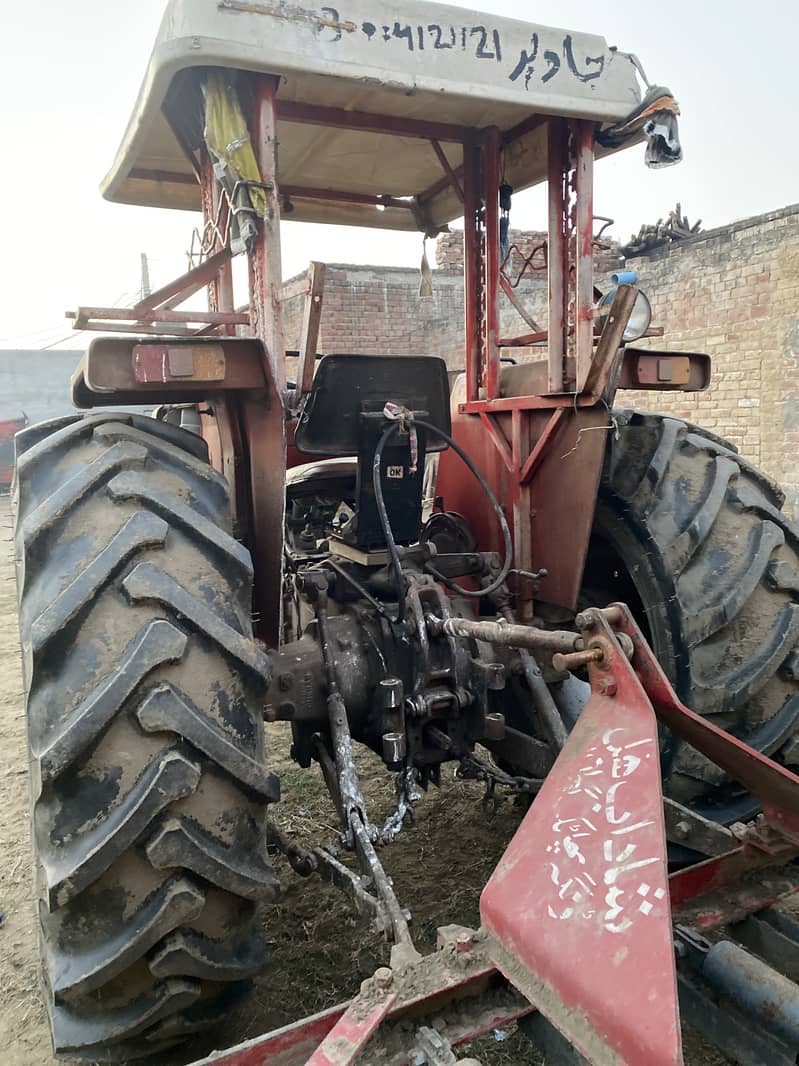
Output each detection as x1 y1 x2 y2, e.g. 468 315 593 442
428 614 578 654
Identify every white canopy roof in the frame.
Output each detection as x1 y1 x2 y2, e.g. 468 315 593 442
102 0 647 230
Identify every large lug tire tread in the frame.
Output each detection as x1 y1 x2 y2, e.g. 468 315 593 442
13 413 278 1061
593 409 799 814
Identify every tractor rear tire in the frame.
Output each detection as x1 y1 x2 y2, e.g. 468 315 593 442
13 412 278 1061
585 409 799 819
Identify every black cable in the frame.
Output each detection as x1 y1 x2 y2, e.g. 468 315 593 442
373 422 408 623
372 417 513 614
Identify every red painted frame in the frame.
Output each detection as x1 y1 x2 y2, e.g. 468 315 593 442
185 603 799 1066
73 77 626 629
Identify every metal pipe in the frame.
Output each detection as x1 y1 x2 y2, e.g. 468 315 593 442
703 940 799 1046
430 615 578 654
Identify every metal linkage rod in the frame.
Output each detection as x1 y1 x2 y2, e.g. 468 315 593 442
428 615 578 654
315 598 369 832
312 582 416 954
497 607 569 751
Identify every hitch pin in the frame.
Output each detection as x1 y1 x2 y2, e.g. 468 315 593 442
552 647 604 672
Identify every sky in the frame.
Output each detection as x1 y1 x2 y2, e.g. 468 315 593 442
0 0 796 351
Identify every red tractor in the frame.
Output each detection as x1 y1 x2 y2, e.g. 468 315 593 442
15 2 799 1063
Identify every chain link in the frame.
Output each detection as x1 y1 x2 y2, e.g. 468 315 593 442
457 752 544 813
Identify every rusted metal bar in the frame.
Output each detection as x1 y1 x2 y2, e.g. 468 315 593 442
519 409 567 485
460 393 597 414
503 112 548 145
314 594 369 830
663 797 734 857
431 615 577 654
266 821 317 876
547 119 569 393
305 976 398 1066
478 413 514 472
72 305 248 327
462 135 481 403
250 74 286 393
129 247 233 314
499 329 548 346
277 99 467 143
483 126 501 401
68 320 201 337
499 273 541 332
581 283 638 398
312 845 392 931
350 817 415 951
129 167 199 186
295 261 325 399
430 140 464 203
241 393 287 647
281 185 414 210
574 120 596 391
418 160 466 205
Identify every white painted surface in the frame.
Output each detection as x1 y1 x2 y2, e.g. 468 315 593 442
103 0 644 228
545 726 662 935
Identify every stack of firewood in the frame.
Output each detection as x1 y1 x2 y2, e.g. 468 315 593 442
621 203 702 257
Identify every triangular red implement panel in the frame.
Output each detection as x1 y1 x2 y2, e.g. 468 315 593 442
481 683 682 1065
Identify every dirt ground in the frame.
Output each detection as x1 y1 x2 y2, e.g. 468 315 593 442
0 494 727 1066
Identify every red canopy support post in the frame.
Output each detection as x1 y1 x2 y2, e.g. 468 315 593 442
547 120 569 394
463 134 482 403
249 74 285 394
574 120 595 391
483 126 501 401
245 73 288 647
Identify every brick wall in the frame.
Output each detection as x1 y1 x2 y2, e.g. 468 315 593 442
282 264 469 369
621 204 799 514
282 229 614 371
282 260 549 371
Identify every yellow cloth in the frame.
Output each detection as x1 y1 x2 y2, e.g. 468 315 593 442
203 71 267 217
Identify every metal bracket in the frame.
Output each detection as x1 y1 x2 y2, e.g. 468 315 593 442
664 796 735 856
